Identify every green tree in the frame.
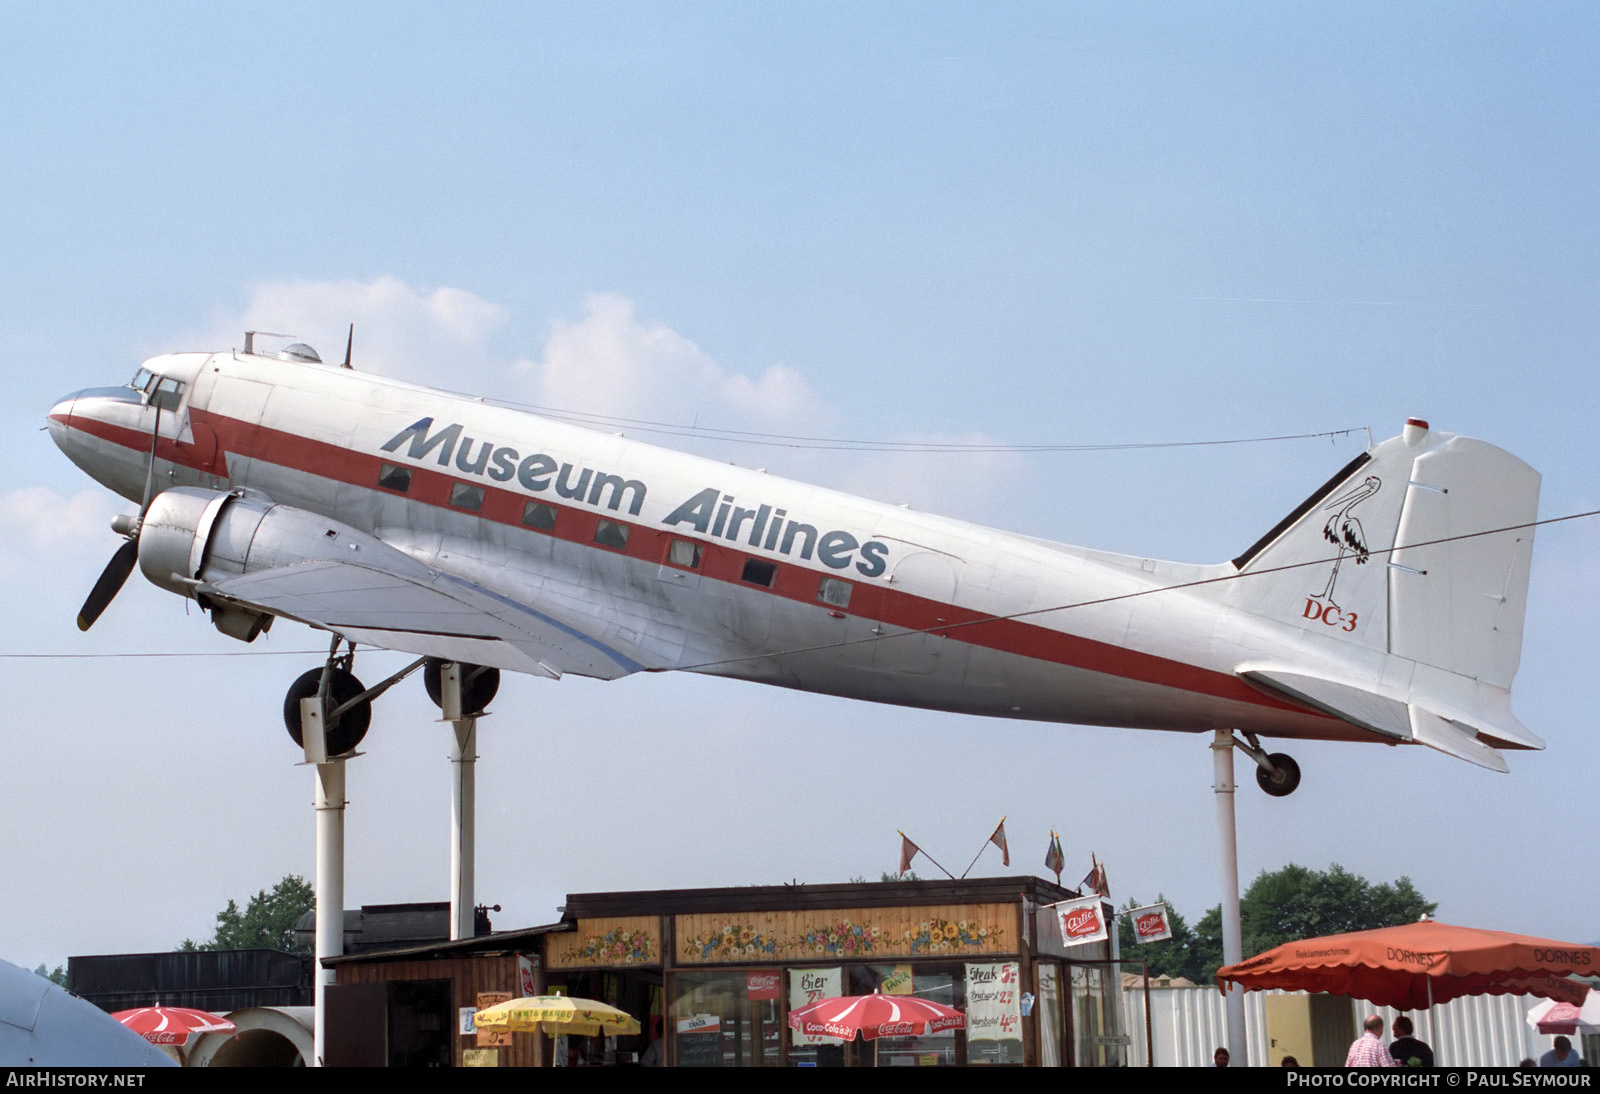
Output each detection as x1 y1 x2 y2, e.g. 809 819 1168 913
1183 863 1436 981
32 964 66 987
180 876 315 954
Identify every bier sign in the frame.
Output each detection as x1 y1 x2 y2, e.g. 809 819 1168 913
1056 896 1108 945
1129 903 1173 944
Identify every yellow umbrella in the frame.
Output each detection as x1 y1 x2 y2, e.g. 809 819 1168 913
474 996 641 1037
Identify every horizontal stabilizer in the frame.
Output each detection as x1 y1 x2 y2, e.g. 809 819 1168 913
1408 706 1509 774
1239 669 1411 740
1241 667 1513 772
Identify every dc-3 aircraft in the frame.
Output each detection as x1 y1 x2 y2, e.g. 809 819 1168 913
47 334 1544 793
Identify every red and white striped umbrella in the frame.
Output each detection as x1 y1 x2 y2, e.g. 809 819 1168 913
111 1007 236 1046
787 992 965 1042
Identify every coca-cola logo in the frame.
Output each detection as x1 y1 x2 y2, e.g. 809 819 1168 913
1062 908 1101 937
746 972 780 999
1135 913 1167 937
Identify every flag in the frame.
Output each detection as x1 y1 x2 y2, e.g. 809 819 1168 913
1044 830 1064 880
1080 854 1110 897
988 817 1010 867
898 832 920 876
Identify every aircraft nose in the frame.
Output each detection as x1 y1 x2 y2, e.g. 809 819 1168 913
46 391 80 448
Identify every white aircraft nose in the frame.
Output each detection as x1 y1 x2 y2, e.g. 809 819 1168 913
46 392 80 448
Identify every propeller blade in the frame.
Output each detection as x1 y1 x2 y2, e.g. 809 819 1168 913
77 540 138 631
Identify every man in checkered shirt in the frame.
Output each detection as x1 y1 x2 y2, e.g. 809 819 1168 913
1346 1015 1398 1067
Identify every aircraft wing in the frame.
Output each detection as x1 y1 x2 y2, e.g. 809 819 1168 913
198 560 646 680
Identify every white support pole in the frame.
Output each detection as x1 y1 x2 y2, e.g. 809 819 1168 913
1212 730 1248 1063
444 662 476 941
312 748 346 1068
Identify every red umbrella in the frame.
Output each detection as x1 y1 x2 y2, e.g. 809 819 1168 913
111 1007 236 1046
788 992 965 1042
1216 920 1598 1010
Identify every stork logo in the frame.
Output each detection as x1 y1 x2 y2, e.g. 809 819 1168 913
1302 474 1382 631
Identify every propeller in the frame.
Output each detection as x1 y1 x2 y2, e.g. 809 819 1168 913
77 540 137 631
76 402 162 631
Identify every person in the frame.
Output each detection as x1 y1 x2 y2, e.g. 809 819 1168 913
1540 1036 1584 1067
1346 1015 1398 1067
1213 1046 1229 1067
1390 1015 1434 1068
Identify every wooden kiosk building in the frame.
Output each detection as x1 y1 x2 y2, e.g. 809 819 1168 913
325 876 1128 1067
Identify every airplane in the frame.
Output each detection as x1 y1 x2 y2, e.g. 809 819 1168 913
46 332 1545 794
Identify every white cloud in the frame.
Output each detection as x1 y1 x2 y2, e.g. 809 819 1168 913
518 292 836 437
180 278 1026 524
182 276 507 387
0 487 120 577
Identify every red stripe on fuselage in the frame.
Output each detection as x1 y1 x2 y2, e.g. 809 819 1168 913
61 405 1311 715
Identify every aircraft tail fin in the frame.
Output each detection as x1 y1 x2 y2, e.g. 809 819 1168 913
1225 419 1542 760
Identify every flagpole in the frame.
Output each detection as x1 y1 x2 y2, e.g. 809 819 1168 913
960 816 1006 879
898 831 956 880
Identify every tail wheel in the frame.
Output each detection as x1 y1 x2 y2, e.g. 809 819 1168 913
423 659 500 717
283 667 372 756
1256 753 1302 797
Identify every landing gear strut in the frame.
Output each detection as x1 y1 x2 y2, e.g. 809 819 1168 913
281 637 426 756
1231 732 1302 797
423 659 500 717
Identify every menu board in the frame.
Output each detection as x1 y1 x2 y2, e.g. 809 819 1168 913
965 962 1022 1045
788 967 842 1047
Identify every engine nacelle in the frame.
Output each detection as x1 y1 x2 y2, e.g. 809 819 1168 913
136 487 414 642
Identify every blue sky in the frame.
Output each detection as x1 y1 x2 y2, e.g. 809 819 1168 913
2 3 1596 968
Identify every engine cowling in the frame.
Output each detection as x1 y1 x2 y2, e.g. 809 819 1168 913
135 487 413 643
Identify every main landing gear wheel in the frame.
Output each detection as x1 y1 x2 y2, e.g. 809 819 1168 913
283 667 372 756
1255 752 1302 797
423 659 500 717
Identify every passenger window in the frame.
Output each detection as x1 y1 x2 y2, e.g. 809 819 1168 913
521 501 557 531
377 463 412 493
817 577 852 609
449 482 484 512
741 559 777 587
594 520 629 550
667 539 702 568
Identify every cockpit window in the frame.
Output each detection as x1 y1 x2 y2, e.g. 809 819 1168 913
150 377 186 412
130 368 155 393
